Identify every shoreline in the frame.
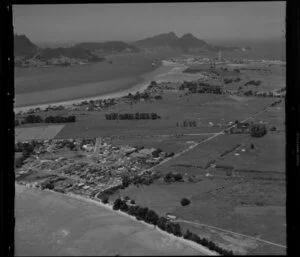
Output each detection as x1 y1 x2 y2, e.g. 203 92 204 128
49 190 218 256
14 63 172 113
14 79 151 113
16 183 217 255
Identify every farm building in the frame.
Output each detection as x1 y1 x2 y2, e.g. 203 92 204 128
166 213 177 221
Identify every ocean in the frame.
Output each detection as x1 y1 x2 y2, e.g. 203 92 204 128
206 38 286 61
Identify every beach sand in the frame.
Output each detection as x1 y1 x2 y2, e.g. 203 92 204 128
14 62 173 112
15 184 214 256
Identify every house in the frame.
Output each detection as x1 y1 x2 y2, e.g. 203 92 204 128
82 144 94 152
138 148 157 156
166 213 177 221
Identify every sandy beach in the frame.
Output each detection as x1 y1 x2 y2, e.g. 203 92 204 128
14 79 152 113
14 62 174 113
58 191 218 256
15 183 214 256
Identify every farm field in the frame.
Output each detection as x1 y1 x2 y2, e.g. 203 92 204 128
153 134 250 171
116 177 286 255
253 101 285 131
216 133 285 172
53 92 273 139
15 125 65 141
210 63 286 92
110 135 209 154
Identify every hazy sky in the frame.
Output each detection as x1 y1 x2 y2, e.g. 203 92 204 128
13 2 285 44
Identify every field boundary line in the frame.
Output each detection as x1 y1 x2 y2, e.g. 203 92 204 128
148 104 272 172
176 219 286 249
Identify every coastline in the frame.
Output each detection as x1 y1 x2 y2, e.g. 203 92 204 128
14 63 173 113
49 190 218 256
16 183 217 255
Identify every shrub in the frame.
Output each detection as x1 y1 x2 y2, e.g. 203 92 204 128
174 173 183 182
164 172 174 183
181 198 191 206
113 198 123 210
250 124 267 138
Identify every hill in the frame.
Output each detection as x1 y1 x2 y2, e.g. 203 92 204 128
74 41 140 54
38 47 103 61
14 34 40 56
14 34 104 62
133 32 242 53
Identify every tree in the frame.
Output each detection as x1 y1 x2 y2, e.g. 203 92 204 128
138 207 149 220
174 173 183 182
150 80 157 86
164 172 174 183
122 175 130 187
157 217 168 231
130 199 135 204
184 229 193 239
181 198 191 206
145 210 159 225
251 143 255 149
173 223 182 237
113 198 123 210
250 124 267 138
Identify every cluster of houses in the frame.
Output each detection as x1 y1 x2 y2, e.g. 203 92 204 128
15 137 173 198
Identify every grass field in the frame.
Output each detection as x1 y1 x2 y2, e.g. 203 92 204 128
15 125 65 141
116 177 285 255
216 133 285 172
52 92 273 139
111 135 208 154
153 134 250 172
253 101 285 131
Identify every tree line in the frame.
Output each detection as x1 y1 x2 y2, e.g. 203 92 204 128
224 77 241 84
105 112 161 120
245 80 261 86
111 198 234 255
164 172 183 183
16 114 76 125
179 81 223 94
15 140 41 167
176 120 197 127
270 99 282 107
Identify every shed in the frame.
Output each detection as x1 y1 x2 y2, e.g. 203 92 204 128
166 214 177 220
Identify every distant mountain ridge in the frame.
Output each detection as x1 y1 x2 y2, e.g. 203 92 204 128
74 41 140 53
14 34 40 56
14 32 245 60
133 32 242 52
